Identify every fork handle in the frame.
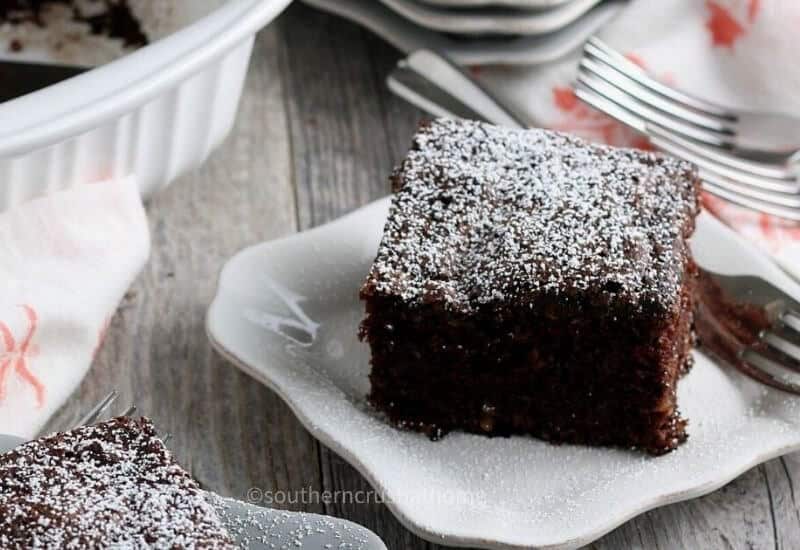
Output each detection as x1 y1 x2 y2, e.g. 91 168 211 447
389 49 528 129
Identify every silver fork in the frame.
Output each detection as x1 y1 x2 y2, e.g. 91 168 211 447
574 81 800 220
576 39 800 219
580 37 800 167
74 390 133 426
75 391 172 441
700 269 800 395
574 66 798 181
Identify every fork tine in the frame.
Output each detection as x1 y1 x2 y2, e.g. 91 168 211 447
740 348 800 394
574 83 800 219
700 180 800 220
700 271 800 395
580 77 796 181
760 331 800 370
781 311 800 334
574 82 646 132
577 70 736 149
580 44 799 178
76 390 119 427
579 57 734 135
576 66 795 179
648 126 800 190
585 38 736 120
121 404 137 418
698 169 800 208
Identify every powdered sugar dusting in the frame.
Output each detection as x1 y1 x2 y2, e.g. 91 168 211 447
0 417 234 548
364 119 699 313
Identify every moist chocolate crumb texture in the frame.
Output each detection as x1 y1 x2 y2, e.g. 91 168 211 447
0 416 234 548
360 118 700 455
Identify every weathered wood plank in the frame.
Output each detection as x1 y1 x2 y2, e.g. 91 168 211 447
763 455 800 549
277 4 423 228
593 465 775 549
276 5 445 548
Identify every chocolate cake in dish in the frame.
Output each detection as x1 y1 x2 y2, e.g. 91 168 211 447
0 416 234 548
360 119 701 455
0 0 147 50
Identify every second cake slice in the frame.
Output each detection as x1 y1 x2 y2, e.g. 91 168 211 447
0 417 234 547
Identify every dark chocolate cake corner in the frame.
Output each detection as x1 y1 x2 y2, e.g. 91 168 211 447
0 416 234 548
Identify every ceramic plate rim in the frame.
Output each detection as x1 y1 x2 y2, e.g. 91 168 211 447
419 0 573 8
301 0 625 66
207 198 800 550
377 0 602 35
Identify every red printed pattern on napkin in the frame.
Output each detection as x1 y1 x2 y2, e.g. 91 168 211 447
93 316 112 360
705 0 761 48
0 305 44 407
549 87 651 150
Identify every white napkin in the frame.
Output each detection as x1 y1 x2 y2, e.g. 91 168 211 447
0 177 149 438
474 0 800 273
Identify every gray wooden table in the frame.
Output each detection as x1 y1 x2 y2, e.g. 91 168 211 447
44 4 800 549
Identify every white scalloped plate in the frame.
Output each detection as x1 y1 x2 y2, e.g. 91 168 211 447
207 197 800 550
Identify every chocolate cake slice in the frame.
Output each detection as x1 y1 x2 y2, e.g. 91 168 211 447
0 417 235 548
360 119 700 455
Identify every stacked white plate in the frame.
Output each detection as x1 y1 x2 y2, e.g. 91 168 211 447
302 0 626 65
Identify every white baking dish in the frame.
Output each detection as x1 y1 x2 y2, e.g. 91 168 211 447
0 0 292 210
